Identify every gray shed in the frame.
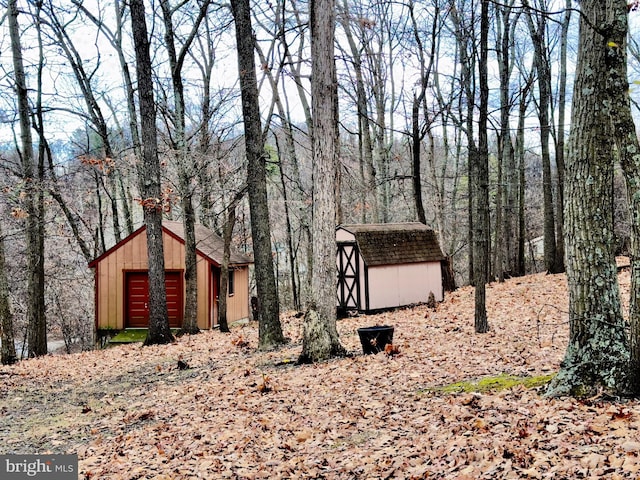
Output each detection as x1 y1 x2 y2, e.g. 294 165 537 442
336 222 445 312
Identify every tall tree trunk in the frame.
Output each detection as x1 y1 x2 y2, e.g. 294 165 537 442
473 0 490 333
516 70 534 276
523 0 561 274
33 3 48 358
254 31 306 310
448 0 478 287
547 0 629 397
0 221 17 365
275 138 300 311
9 0 47 357
231 0 286 350
159 0 209 336
408 0 439 227
412 92 427 225
130 0 173 346
605 0 640 395
338 1 379 222
553 0 571 275
494 1 518 282
299 0 346 364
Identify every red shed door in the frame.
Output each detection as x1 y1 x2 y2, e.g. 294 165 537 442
126 272 183 328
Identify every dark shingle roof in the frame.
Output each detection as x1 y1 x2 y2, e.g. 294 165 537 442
337 222 444 266
163 220 253 266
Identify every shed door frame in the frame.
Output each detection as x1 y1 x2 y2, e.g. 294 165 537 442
124 270 184 328
337 242 360 311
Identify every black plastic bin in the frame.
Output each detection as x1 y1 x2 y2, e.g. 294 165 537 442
357 325 394 354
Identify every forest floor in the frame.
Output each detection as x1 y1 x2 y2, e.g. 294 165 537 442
2 270 640 479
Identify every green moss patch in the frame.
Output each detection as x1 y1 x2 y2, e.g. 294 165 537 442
108 329 149 344
108 329 179 344
425 373 556 394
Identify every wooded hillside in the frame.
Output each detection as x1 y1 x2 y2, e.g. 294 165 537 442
2 270 640 478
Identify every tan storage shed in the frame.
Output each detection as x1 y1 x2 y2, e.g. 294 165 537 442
89 221 252 333
336 223 445 313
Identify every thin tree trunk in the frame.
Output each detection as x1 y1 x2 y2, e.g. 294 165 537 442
516 70 534 275
338 2 378 222
9 0 47 358
231 0 286 350
218 188 246 333
473 0 490 333
159 0 209 336
274 138 300 311
523 0 559 274
412 92 427 225
554 0 571 273
253 30 306 310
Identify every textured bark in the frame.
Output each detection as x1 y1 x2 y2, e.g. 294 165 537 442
231 0 285 350
299 0 346 364
604 0 640 395
0 222 17 366
9 0 47 358
547 0 629 397
130 0 173 346
473 0 490 334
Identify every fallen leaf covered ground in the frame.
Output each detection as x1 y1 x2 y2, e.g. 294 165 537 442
2 270 640 479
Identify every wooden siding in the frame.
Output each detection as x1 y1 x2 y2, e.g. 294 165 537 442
366 262 443 310
94 228 250 331
226 267 250 323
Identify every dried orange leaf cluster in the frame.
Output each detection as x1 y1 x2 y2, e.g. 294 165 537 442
2 270 640 478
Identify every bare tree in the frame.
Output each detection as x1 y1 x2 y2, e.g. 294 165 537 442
605 0 640 395
230 0 286 350
472 0 490 333
523 0 563 274
129 0 173 346
44 0 124 244
547 0 629 397
493 0 520 281
299 0 346 363
8 0 47 357
159 0 210 335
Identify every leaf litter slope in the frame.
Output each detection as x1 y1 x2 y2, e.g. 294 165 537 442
2 271 640 479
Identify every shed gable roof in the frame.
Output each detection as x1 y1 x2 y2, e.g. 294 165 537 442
162 221 253 266
88 221 253 268
337 222 444 266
